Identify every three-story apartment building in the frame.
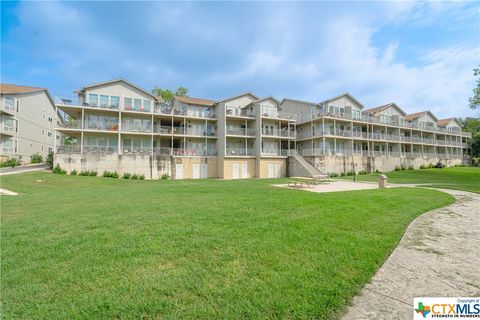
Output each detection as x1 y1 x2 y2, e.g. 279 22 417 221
280 93 471 174
0 84 57 162
54 79 295 179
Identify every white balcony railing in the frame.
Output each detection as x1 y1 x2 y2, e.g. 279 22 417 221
225 148 255 156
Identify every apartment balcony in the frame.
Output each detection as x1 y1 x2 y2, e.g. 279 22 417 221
400 136 411 142
2 146 14 154
57 121 83 130
56 145 118 154
261 149 289 157
225 148 255 157
155 147 218 156
86 121 119 132
123 105 151 113
411 137 423 143
0 124 15 136
153 125 185 135
185 128 217 137
181 109 216 119
262 128 294 138
1 102 15 115
422 138 435 144
436 140 446 146
226 128 255 136
226 107 255 118
172 148 217 157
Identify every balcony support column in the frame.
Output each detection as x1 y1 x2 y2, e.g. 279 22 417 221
80 131 84 154
54 104 58 153
118 109 122 155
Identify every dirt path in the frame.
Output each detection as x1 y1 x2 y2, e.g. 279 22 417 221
342 189 480 319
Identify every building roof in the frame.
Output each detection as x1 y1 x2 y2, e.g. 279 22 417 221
279 97 317 107
254 96 280 105
363 102 406 116
405 110 438 122
437 117 459 127
0 83 46 94
0 83 55 106
216 92 259 104
319 92 364 109
174 95 215 107
75 78 157 99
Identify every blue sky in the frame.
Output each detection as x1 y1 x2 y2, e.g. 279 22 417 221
1 1 479 118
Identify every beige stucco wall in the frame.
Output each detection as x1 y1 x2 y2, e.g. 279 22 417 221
171 157 218 179
258 158 287 178
222 158 256 179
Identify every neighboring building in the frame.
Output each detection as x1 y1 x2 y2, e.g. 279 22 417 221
280 93 471 174
54 79 295 179
53 79 471 179
0 84 56 163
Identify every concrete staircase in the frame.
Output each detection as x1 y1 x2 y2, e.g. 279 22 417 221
288 150 325 177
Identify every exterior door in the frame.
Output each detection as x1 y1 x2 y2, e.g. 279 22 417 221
274 163 281 178
267 163 274 178
175 164 184 180
241 163 248 178
192 164 200 179
232 163 240 179
200 164 208 179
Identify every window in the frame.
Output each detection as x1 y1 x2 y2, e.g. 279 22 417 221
133 99 142 111
143 100 151 112
88 94 98 107
41 146 44 151
100 95 108 108
42 129 45 135
48 147 53 153
48 132 53 137
5 97 14 107
124 98 132 110
110 96 120 109
42 111 46 119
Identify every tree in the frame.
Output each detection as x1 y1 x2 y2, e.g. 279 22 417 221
469 65 480 110
459 117 480 158
151 86 189 106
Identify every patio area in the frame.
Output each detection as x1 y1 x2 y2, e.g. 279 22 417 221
274 180 395 193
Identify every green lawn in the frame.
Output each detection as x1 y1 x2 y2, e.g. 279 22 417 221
339 167 480 193
1 172 455 319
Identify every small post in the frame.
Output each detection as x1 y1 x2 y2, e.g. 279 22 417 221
378 174 388 189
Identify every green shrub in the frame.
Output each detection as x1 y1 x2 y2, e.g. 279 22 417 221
400 165 406 171
0 157 21 168
52 164 66 175
374 169 381 173
79 171 89 176
419 164 425 169
103 171 119 178
139 174 145 180
31 153 43 164
340 172 346 177
123 173 131 179
111 171 119 178
408 166 414 170
46 151 54 168
70 169 78 175
394 166 401 171
346 171 354 176
89 170 97 176
329 173 338 178
161 173 169 180
358 170 368 175
131 174 139 180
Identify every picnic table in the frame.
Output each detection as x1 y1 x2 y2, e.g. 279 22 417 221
288 175 331 188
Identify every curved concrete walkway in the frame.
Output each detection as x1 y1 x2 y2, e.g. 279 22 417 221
343 189 480 320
